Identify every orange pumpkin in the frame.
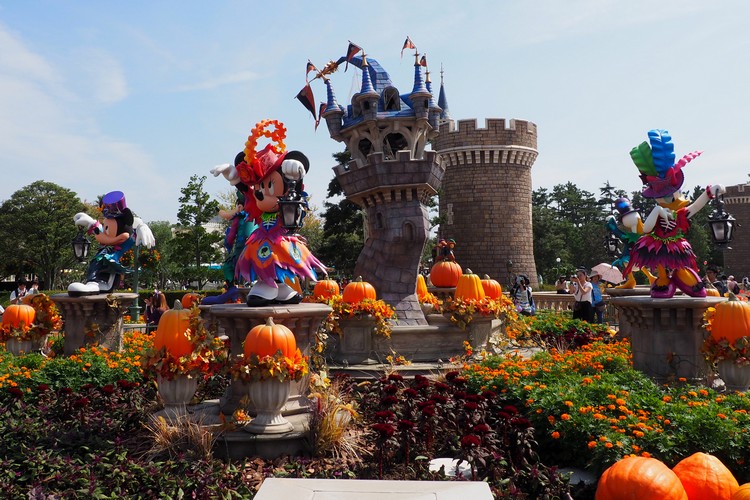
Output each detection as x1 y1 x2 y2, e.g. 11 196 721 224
705 287 721 297
481 274 503 299
711 293 750 343
430 260 462 288
181 293 201 309
595 456 687 500
153 303 193 357
454 269 485 302
342 277 377 304
2 304 36 329
244 316 296 358
313 279 340 300
672 452 738 500
732 483 750 500
416 274 429 301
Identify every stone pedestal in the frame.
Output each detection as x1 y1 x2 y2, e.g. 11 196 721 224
611 296 724 383
205 302 332 416
327 312 503 364
51 293 137 354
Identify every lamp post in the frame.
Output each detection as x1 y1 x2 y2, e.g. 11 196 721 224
128 244 142 321
278 185 306 233
605 230 621 257
707 195 736 251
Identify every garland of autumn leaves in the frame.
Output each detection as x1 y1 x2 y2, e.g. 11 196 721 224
229 349 308 383
304 294 396 338
0 294 63 342
141 308 228 380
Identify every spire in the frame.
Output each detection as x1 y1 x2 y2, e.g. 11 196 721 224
324 78 342 114
410 52 429 95
437 65 451 120
425 70 439 109
359 54 377 95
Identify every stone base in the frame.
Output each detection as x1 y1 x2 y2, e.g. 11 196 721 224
327 313 502 364
154 399 311 460
51 293 137 354
255 478 493 499
611 296 724 383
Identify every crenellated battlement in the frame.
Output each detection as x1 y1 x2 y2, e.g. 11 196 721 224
433 118 538 151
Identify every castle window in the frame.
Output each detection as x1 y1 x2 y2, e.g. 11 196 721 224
358 138 373 158
383 133 408 159
376 212 385 229
382 87 401 111
351 100 362 118
402 221 415 241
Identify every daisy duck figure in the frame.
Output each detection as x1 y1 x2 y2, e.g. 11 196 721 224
68 191 156 296
622 129 725 298
210 119 326 306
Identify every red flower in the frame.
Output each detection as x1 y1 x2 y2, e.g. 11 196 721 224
473 423 492 434
372 423 395 437
8 387 24 398
461 434 481 448
374 410 396 421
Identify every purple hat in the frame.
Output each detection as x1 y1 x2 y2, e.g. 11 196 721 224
641 169 685 199
614 197 638 219
101 191 128 218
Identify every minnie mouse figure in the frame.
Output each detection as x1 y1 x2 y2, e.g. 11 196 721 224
68 191 156 296
210 119 326 306
623 129 725 298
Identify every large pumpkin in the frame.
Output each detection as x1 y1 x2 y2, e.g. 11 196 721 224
705 287 721 297
313 279 340 300
481 274 503 299
416 274 429 301
244 316 296 358
342 277 377 304
153 303 193 357
595 456 687 500
454 269 485 302
181 293 201 309
732 483 750 500
430 260 462 288
711 293 750 343
672 452 738 500
2 304 36 329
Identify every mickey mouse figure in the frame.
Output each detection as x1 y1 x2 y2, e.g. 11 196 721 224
68 191 156 296
210 119 326 306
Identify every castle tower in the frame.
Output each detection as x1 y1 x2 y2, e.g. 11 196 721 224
431 118 539 287
324 54 445 325
721 182 750 279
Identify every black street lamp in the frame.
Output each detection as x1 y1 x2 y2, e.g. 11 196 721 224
71 229 91 262
707 195 737 249
605 231 622 257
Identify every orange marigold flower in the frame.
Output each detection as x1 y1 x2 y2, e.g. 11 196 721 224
561 413 571 421
551 431 560 439
588 441 597 449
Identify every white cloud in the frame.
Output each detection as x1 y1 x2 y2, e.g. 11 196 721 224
172 70 262 92
72 47 129 104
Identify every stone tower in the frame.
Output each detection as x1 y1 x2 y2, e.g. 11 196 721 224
322 54 445 325
431 74 539 286
721 182 750 279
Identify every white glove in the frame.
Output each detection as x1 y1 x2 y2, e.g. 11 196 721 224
73 212 96 229
210 163 240 185
711 184 726 197
621 212 640 231
133 217 156 248
281 159 305 181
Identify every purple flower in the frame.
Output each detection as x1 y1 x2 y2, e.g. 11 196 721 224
372 423 395 437
461 434 481 448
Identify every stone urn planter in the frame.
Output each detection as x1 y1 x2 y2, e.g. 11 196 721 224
717 361 750 392
5 339 34 356
245 378 293 434
328 316 378 365
157 374 198 416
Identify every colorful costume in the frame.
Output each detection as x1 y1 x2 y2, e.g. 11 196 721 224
626 129 722 298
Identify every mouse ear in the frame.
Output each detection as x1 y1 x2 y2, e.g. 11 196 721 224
283 150 310 172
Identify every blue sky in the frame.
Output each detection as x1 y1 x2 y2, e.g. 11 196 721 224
1 1 748 224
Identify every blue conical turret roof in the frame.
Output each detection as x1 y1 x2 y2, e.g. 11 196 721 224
438 67 451 120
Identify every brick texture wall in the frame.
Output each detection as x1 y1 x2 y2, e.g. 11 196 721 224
722 183 750 280
432 118 539 287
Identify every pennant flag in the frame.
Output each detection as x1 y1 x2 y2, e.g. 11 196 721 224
401 36 416 58
345 41 362 71
419 54 428 67
305 60 318 82
295 84 316 121
315 103 327 131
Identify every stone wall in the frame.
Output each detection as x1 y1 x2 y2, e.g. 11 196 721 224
432 118 539 287
722 183 750 280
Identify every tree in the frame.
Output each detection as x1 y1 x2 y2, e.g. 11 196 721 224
0 181 86 288
316 151 364 278
169 175 222 289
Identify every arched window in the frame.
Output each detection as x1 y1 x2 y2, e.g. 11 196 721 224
383 133 408 159
358 138 373 159
402 221 415 241
382 87 401 111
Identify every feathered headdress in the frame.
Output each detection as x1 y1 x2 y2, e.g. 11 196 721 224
630 129 702 199
236 119 288 186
